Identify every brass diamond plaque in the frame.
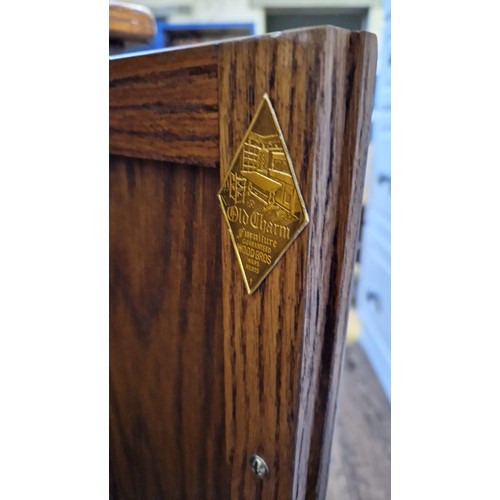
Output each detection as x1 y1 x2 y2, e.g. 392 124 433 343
218 94 309 294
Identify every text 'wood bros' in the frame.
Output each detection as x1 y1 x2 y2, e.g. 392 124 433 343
110 25 377 500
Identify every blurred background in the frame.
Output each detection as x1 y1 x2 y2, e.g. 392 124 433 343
110 1 391 497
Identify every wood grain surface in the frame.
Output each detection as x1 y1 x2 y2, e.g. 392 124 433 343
109 157 229 499
110 45 219 166
306 32 378 500
218 27 376 500
109 25 376 500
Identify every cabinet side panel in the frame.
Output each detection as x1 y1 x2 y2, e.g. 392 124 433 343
306 31 378 500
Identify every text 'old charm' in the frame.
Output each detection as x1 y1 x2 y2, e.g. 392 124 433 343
218 94 309 294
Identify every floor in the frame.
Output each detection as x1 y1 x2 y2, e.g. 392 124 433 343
326 343 391 500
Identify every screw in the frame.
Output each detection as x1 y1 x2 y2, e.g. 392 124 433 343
249 454 270 479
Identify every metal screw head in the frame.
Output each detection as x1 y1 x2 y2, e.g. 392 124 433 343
249 454 270 479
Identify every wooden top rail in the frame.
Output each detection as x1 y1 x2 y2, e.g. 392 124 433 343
109 26 376 168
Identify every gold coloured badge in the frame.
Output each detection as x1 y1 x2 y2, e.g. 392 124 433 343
218 94 309 294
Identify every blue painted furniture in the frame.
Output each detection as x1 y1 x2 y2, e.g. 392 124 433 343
154 22 254 48
115 21 255 54
356 0 391 400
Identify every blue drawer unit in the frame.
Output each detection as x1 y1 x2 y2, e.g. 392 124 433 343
369 111 391 220
151 21 255 50
357 0 391 400
119 22 255 54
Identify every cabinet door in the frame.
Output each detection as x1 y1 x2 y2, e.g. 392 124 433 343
110 26 376 500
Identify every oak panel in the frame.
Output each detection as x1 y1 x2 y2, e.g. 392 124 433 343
110 46 219 167
305 31 378 500
218 26 376 499
109 156 229 499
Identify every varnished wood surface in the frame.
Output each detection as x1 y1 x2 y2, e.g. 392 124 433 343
109 156 229 499
306 31 378 500
219 27 376 500
109 1 156 43
110 25 376 500
110 45 219 166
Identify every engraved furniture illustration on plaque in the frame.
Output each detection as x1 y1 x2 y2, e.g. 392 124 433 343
218 94 309 294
